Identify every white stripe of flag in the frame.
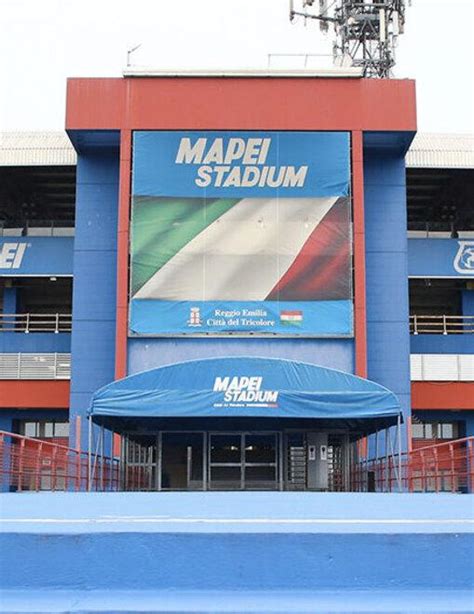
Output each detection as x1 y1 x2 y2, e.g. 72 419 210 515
280 310 303 323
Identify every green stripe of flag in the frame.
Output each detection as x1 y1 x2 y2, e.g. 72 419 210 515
131 196 239 295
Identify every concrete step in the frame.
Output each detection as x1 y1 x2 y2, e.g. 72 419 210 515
2 589 473 613
1 492 473 613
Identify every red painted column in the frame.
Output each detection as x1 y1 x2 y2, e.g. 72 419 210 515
115 129 132 380
351 131 367 378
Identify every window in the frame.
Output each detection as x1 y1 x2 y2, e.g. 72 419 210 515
15 420 69 439
412 421 459 440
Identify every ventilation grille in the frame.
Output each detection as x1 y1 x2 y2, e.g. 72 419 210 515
0 353 71 380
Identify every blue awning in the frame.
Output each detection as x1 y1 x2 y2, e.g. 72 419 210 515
89 357 401 432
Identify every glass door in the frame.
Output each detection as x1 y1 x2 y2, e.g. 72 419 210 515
209 433 242 490
209 432 279 491
159 432 205 490
244 433 278 490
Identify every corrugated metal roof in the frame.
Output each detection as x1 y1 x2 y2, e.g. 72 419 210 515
123 67 364 78
406 133 474 169
0 132 76 166
0 130 472 169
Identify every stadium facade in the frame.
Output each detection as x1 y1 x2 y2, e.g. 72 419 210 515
0 73 473 492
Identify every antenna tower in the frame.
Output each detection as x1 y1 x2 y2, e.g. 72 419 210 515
289 0 410 78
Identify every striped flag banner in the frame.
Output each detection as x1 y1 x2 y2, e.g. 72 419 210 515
280 310 303 325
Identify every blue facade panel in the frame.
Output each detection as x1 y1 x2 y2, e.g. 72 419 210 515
69 149 119 449
72 252 117 321
364 147 411 450
73 184 121 251
462 290 474 316
0 237 73 277
408 239 474 278
411 334 474 355
365 255 409 321
0 333 71 353
128 338 354 375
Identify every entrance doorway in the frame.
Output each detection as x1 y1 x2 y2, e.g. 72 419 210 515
209 432 280 490
159 432 205 490
128 430 350 491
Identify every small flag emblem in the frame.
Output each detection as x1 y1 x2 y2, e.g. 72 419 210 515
280 310 303 326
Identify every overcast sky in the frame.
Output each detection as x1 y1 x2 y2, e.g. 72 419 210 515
0 0 472 133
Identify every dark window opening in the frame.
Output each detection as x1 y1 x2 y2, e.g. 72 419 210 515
0 165 76 235
409 278 468 317
406 168 474 233
13 419 69 440
412 420 461 441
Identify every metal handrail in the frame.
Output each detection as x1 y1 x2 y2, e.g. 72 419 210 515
0 313 72 333
0 430 120 492
352 436 474 494
410 314 474 335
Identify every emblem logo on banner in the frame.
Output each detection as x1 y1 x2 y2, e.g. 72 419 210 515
453 241 474 275
187 307 203 327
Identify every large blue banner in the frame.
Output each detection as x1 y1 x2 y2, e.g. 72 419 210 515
133 131 350 198
130 131 353 336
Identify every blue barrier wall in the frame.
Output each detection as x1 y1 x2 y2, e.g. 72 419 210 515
128 338 354 375
411 334 474 354
364 145 411 452
408 238 474 278
0 333 71 353
69 149 119 449
0 237 74 277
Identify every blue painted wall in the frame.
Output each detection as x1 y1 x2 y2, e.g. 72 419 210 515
462 289 474 316
128 338 354 375
407 238 474 278
364 145 411 451
411 334 474 354
69 148 119 449
0 237 73 276
1 288 17 325
0 415 13 433
0 333 71 353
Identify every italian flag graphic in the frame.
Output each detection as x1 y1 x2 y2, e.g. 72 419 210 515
280 310 303 326
131 196 351 302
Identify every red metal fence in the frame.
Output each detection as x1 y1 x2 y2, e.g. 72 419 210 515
351 436 474 493
0 430 120 492
1 430 473 493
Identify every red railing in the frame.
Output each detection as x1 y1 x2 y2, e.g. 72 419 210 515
2 430 473 494
0 430 120 492
351 436 474 493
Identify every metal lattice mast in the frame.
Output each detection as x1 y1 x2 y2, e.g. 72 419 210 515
290 1 410 78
